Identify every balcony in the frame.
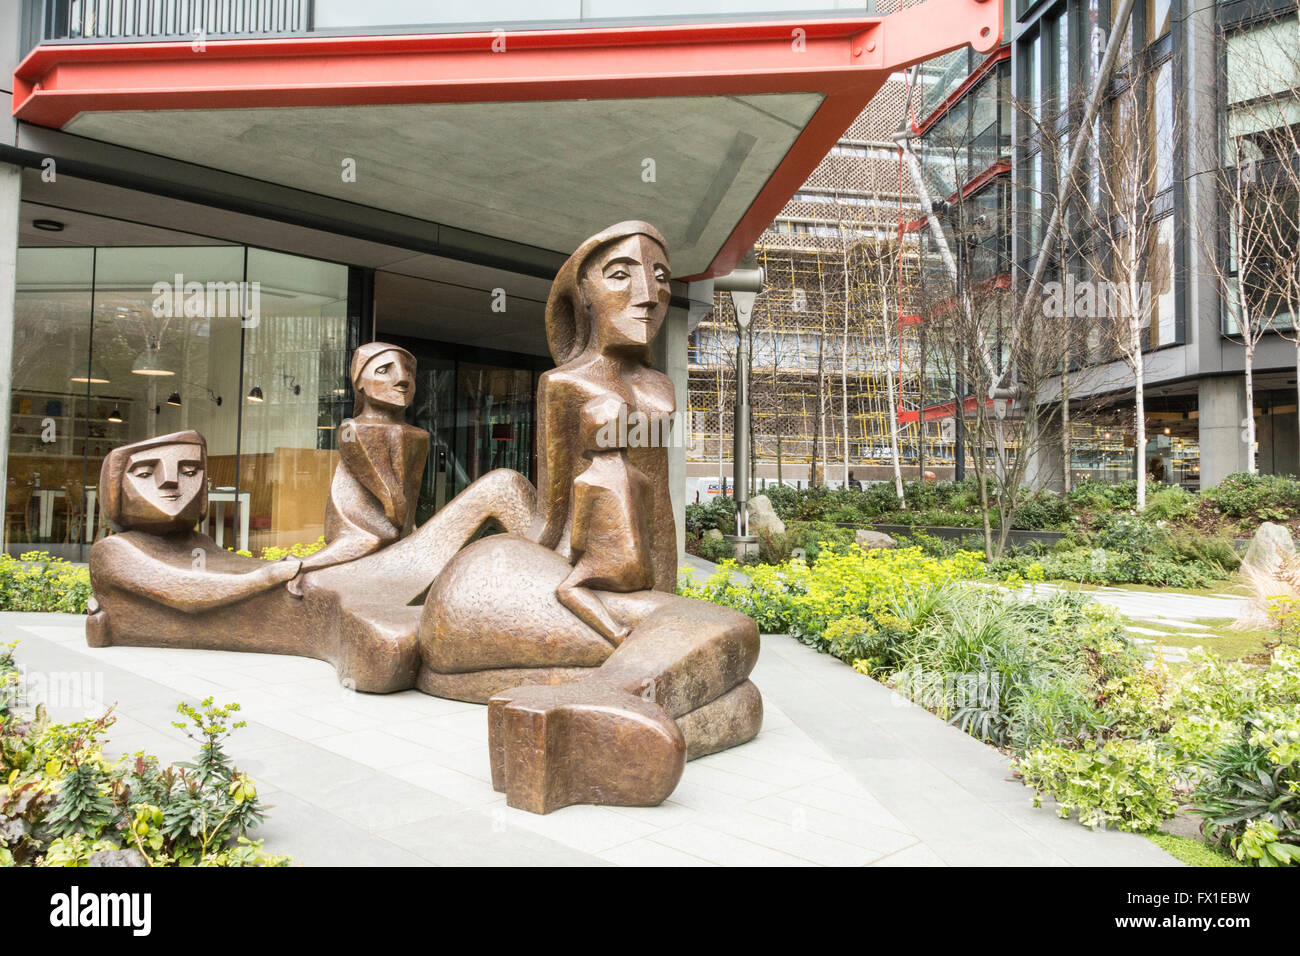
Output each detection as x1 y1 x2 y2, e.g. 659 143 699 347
32 0 312 42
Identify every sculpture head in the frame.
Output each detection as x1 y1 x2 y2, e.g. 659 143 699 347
100 430 208 535
351 342 417 418
545 222 671 365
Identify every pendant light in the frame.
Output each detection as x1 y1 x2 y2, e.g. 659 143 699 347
131 344 174 376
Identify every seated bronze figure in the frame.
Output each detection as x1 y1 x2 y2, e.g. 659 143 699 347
86 221 761 814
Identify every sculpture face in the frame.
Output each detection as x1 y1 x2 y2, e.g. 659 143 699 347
358 350 414 412
121 442 206 531
581 235 671 352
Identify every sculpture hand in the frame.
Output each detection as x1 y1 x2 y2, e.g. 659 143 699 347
263 556 302 591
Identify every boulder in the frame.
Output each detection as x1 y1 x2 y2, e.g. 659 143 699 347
704 528 724 541
1241 521 1295 575
746 495 785 535
855 529 897 550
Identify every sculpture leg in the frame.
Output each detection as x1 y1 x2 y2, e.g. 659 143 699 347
487 682 685 814
487 591 761 813
305 468 537 606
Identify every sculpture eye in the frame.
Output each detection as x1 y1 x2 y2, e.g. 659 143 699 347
376 363 392 375
130 465 153 478
607 269 630 281
655 267 669 283
181 465 200 478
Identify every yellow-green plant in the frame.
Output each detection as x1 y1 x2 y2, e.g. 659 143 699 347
0 552 91 614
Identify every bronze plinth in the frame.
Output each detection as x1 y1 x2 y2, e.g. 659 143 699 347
87 222 762 813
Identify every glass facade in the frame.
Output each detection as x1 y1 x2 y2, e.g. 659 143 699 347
1221 10 1300 334
7 242 352 559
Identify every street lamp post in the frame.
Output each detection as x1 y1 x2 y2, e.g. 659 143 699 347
714 268 764 546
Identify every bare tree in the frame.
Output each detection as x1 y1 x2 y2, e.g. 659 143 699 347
1203 5 1300 462
1056 42 1183 507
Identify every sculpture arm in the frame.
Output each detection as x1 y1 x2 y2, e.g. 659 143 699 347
531 375 573 552
569 476 591 557
91 540 300 613
337 427 405 529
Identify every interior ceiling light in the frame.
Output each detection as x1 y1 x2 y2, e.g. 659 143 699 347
107 407 123 423
32 219 64 232
70 359 111 384
131 346 174 376
166 392 182 407
246 386 264 403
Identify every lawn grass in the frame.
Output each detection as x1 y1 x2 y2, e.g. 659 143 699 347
1147 832 1244 867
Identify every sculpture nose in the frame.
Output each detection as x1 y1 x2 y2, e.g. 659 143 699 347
630 267 656 309
156 460 180 487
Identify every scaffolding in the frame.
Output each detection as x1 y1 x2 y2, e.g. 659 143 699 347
687 236 969 484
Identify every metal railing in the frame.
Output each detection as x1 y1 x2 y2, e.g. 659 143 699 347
39 0 312 40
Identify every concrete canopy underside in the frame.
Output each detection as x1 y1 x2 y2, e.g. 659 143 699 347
62 94 823 280
12 5 1003 279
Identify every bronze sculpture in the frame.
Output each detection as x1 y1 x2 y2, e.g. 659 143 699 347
85 222 762 813
293 342 429 580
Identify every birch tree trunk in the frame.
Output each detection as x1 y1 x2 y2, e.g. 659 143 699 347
1132 312 1148 510
877 255 906 504
842 248 851 487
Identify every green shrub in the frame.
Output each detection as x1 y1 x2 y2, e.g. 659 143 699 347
0 552 91 614
762 484 800 521
1017 739 1179 833
696 534 735 564
1200 472 1300 523
788 521 855 565
757 528 797 565
0 651 289 868
685 498 735 537
1193 738 1300 864
1011 490 1073 531
682 532 1300 857
1146 485 1195 521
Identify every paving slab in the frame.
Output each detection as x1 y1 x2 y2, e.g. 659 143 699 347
0 610 1179 867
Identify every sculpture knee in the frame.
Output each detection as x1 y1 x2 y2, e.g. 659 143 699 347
467 469 536 534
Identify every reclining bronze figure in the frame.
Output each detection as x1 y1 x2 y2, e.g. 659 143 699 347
85 221 761 813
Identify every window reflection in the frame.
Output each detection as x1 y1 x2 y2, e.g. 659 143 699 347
6 242 350 558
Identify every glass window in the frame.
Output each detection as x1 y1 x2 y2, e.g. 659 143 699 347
1055 10 1070 116
454 364 535 499
1146 0 1172 45
6 248 94 558
1151 58 1174 194
1224 16 1300 153
970 76 999 174
1031 32 1043 122
237 248 350 554
998 62 1012 151
1149 215 1177 346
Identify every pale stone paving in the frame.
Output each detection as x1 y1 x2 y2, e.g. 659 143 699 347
1 610 1177 866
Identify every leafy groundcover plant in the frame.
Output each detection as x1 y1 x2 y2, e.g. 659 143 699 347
680 544 1300 865
0 552 92 614
1 642 289 867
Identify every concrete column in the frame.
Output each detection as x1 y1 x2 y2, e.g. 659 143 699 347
0 163 20 526
1198 375 1250 487
1022 414 1064 493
